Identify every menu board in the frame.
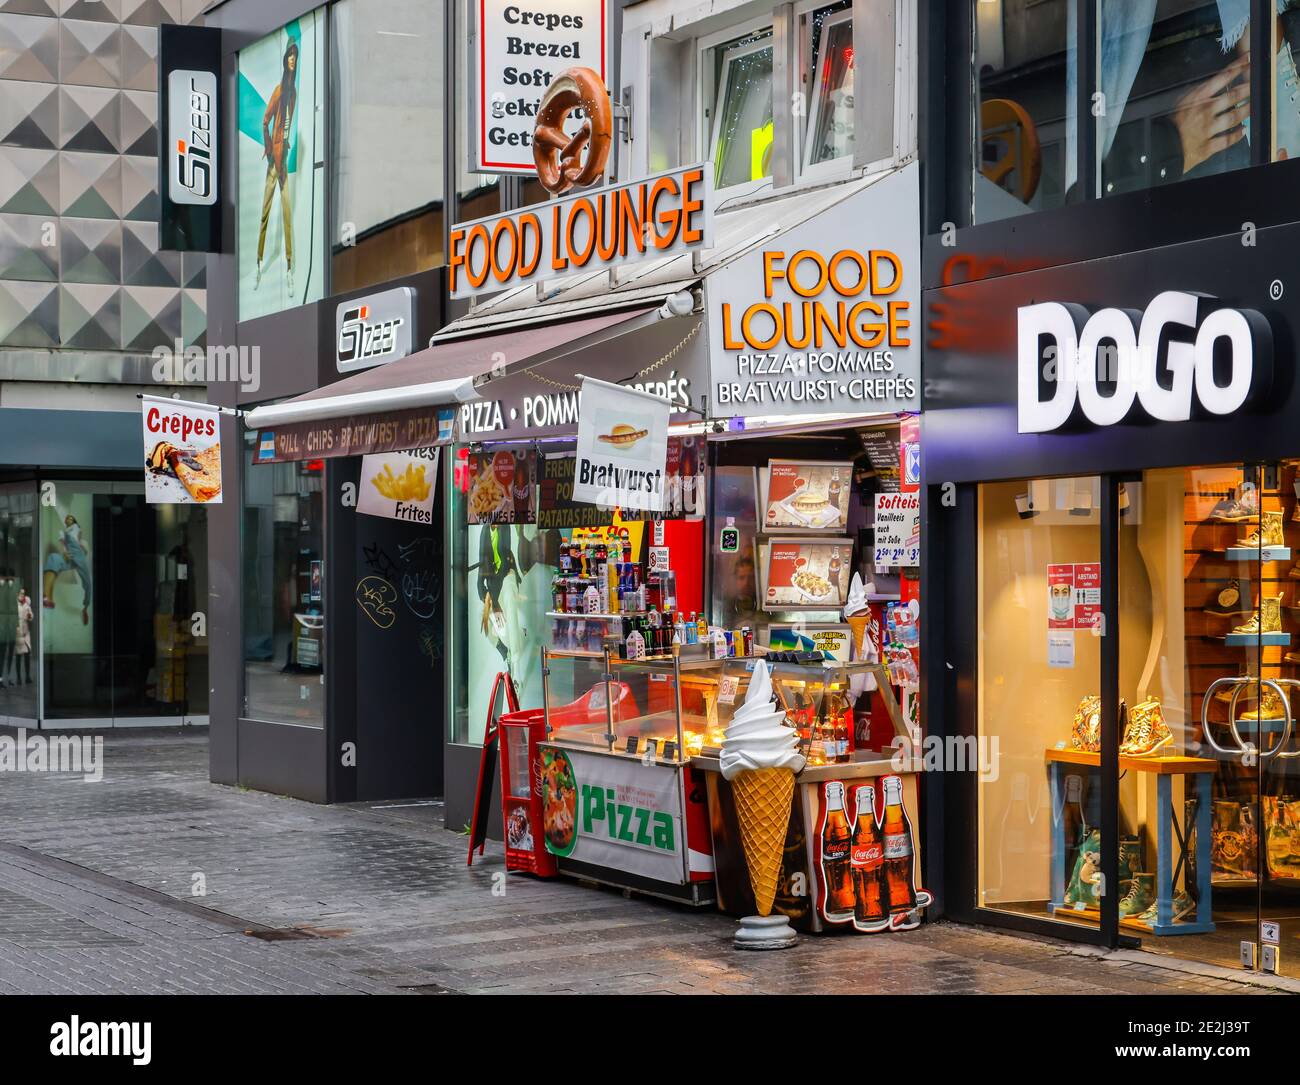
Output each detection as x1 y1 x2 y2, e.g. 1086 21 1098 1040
764 460 852 531
762 538 853 611
465 449 535 524
859 429 901 491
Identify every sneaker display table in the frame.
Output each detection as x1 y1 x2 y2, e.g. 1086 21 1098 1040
1045 749 1217 936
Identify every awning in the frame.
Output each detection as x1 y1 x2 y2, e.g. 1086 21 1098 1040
246 306 657 462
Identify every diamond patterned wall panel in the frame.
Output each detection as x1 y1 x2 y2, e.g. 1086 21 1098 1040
60 84 119 152
59 0 121 23
0 279 56 345
118 152 153 220
120 283 178 349
0 147 58 214
120 22 153 90
59 150 119 217
181 249 204 289
121 0 177 30
0 13 58 81
119 88 154 155
60 18 119 87
0 0 58 17
0 211 57 280
181 284 203 346
59 281 118 347
61 215 120 283
180 0 204 25
0 78 58 147
121 218 178 286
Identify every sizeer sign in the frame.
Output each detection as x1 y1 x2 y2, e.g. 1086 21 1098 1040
1017 291 1273 432
447 165 712 299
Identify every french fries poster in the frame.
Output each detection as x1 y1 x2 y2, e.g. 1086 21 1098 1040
358 448 439 524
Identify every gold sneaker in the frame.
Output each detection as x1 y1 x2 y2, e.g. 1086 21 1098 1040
1238 683 1288 723
1237 510 1285 549
1122 699 1173 757
1230 593 1284 635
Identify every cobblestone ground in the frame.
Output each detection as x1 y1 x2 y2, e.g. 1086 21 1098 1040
0 731 1274 995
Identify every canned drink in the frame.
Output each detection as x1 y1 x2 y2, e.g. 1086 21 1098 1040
553 591 566 613
742 627 754 655
724 630 735 656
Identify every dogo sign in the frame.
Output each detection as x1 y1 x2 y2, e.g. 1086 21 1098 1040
1018 291 1273 432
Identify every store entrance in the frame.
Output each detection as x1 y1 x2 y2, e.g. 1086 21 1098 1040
974 466 1297 977
0 482 38 726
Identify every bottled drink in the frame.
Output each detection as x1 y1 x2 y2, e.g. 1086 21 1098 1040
851 785 887 925
834 708 849 764
881 775 917 914
828 467 842 504
821 781 855 920
696 612 708 641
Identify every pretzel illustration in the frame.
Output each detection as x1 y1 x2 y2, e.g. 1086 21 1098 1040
532 67 612 195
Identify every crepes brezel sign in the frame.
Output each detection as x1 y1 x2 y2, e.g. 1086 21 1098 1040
1017 291 1274 432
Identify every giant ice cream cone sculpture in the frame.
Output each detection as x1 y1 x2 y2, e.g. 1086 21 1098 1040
721 661 806 917
844 572 872 660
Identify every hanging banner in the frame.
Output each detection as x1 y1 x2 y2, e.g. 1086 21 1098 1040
142 395 223 504
475 0 607 174
358 447 439 524
571 377 670 512
158 23 222 251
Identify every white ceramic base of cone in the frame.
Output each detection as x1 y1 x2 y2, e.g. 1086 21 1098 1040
734 914 798 950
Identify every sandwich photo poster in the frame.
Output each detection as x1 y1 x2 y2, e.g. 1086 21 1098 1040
763 460 853 531
141 395 223 504
571 378 670 513
237 10 325 321
761 537 853 611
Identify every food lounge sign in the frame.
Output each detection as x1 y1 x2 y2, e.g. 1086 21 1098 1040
706 163 921 417
447 165 712 299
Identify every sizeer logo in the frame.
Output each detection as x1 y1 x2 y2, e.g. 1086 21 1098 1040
338 305 404 365
1017 291 1273 433
169 70 216 206
582 784 676 851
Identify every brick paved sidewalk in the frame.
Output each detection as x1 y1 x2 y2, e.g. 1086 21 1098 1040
0 730 1276 995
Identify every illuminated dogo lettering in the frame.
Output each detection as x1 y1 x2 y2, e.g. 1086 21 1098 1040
1017 291 1273 433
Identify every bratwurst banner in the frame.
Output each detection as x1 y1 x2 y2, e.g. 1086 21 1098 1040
142 395 223 504
447 164 712 298
571 376 670 513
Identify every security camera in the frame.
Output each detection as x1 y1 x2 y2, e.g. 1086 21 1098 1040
658 290 696 319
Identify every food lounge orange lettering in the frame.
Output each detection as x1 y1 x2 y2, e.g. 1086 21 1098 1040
722 248 911 351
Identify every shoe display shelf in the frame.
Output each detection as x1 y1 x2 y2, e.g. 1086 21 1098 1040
1045 748 1216 936
1223 545 1291 563
1224 631 1290 647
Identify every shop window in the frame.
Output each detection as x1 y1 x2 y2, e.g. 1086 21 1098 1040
974 0 1073 221
0 485 38 724
242 434 326 728
1095 1 1250 196
703 26 775 191
330 0 447 294
801 1 855 174
977 477 1111 930
1274 2 1300 159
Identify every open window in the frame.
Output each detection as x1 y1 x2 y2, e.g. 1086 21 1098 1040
801 0 855 177
701 22 775 194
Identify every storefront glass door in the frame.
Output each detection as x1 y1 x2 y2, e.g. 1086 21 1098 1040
0 483 39 726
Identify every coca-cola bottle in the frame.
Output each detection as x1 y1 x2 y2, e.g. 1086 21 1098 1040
851 785 887 925
882 775 917 914
821 781 855 921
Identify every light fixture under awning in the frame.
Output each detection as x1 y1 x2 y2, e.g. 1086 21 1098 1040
246 306 657 463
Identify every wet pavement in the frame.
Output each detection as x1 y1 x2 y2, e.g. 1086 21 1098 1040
0 730 1274 994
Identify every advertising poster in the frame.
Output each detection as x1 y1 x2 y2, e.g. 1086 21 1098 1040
237 11 325 321
763 538 852 611
359 447 439 525
767 624 852 661
475 0 607 173
873 492 920 567
1046 563 1101 631
572 377 670 513
41 490 94 657
141 396 223 504
540 745 685 884
465 449 535 525
764 460 852 531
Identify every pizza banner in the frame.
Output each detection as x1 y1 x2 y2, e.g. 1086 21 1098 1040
142 394 222 504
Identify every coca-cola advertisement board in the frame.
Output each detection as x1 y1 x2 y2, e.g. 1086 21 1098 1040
812 775 932 933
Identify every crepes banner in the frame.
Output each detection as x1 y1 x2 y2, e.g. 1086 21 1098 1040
571 377 670 513
142 394 223 504
358 447 439 524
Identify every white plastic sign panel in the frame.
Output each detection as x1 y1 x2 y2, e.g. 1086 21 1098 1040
475 0 606 174
571 377 670 512
142 395 222 504
358 448 439 524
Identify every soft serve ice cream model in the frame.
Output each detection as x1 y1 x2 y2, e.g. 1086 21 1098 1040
722 660 806 949
843 571 878 697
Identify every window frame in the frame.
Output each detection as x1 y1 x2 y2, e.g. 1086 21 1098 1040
797 0 856 181
698 16 778 199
